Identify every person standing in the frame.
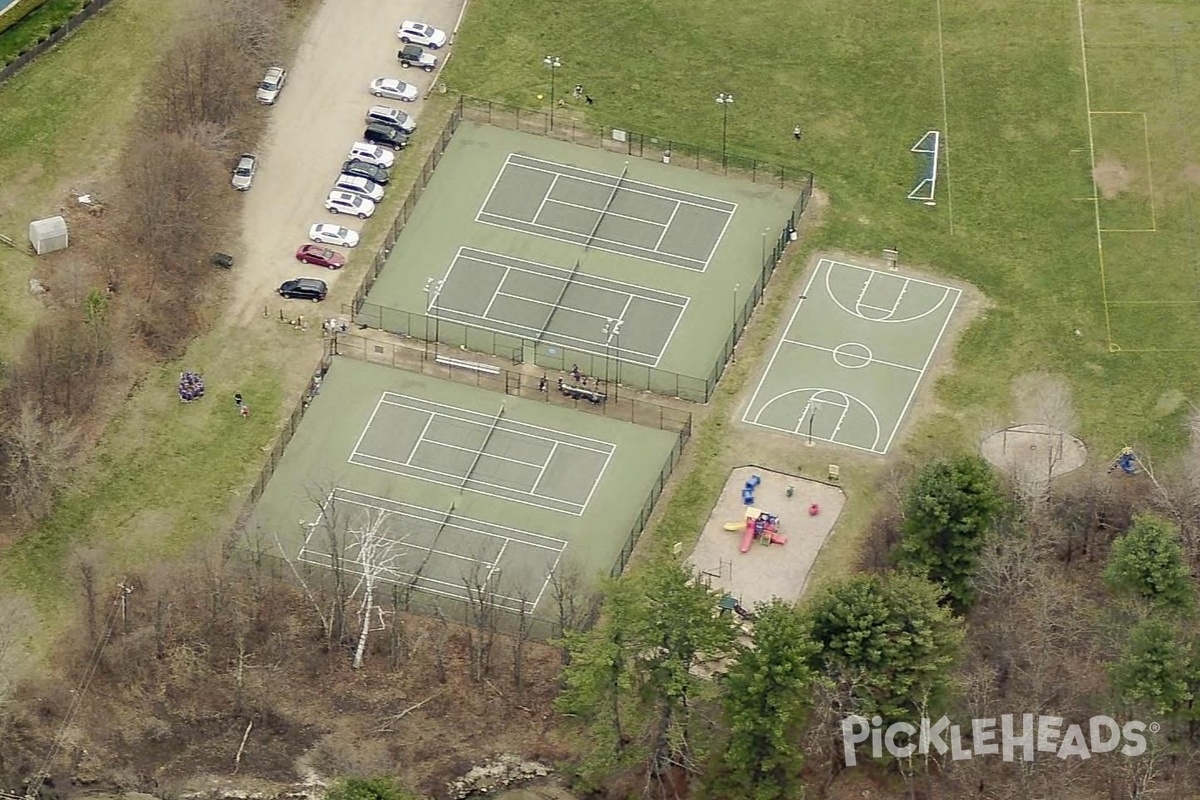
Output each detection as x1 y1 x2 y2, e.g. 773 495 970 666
538 375 548 392
234 392 244 408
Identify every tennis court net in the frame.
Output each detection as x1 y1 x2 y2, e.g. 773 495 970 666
461 405 505 488
585 162 629 251
535 260 581 344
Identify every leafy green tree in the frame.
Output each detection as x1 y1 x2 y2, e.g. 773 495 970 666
897 454 1003 610
716 600 818 800
324 778 417 800
1104 514 1194 612
804 572 963 724
1108 618 1196 720
557 558 735 783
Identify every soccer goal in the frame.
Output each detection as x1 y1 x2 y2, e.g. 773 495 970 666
908 130 940 205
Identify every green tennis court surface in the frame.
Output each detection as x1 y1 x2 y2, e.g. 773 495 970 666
349 392 613 515
743 258 960 454
364 122 799 393
249 359 682 616
476 153 735 271
430 247 688 367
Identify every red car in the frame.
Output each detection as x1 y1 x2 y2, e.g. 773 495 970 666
295 244 346 270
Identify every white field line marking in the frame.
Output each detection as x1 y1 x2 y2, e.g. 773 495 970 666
475 153 516 222
440 301 663 359
881 287 962 453
655 294 690 368
349 394 387 462
750 387 885 453
507 154 737 211
934 0 956 233
579 446 614 514
420 436 545 469
1076 0 1114 345
484 541 508 586
404 412 438 465
543 196 669 228
511 161 716 214
781 339 924 372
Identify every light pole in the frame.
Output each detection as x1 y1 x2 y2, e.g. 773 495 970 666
423 277 444 360
715 92 734 171
732 283 740 330
603 318 622 402
761 227 770 267
544 55 562 130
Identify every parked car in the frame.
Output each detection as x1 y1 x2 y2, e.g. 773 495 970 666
396 20 447 49
333 174 385 203
278 278 328 302
349 141 396 169
366 105 417 134
325 191 376 218
256 66 287 104
309 223 360 248
362 123 408 150
341 159 390 185
369 77 418 102
397 44 437 72
295 244 346 270
231 153 257 190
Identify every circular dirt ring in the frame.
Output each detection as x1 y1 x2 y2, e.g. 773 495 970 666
980 423 1087 480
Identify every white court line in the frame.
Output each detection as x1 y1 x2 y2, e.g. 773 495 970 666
404 412 438 465
380 393 616 453
531 441 558 494
346 454 586 516
480 265 511 319
507 154 738 212
708 203 735 263
461 298 663 358
485 541 509 585
654 201 682 249
532 174 560 223
456 248 689 308
330 488 569 548
579 444 614 513
1075 0 1115 344
610 296 634 341
431 307 664 367
933 0 955 233
420 436 546 469
476 212 708 269
824 261 952 324
881 286 961 453
543 196 669 228
349 394 387 461
655 294 690 368
781 339 925 373
748 387 884 453
473 153 517 226
742 267 821 423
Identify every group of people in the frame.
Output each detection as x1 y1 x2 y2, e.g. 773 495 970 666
179 371 206 403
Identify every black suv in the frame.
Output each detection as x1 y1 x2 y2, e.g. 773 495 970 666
363 123 409 151
340 159 390 185
278 278 328 302
397 44 437 72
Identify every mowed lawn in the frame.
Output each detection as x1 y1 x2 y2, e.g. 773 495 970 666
446 0 1200 454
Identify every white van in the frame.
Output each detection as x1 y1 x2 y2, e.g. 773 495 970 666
348 141 396 169
333 174 385 203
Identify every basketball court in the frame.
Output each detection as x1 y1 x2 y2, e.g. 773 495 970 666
743 258 960 454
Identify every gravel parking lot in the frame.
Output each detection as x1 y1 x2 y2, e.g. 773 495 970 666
227 0 465 325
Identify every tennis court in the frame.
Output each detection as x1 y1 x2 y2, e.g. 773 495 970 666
350 392 614 516
429 247 688 367
476 153 736 271
743 258 961 454
298 488 567 613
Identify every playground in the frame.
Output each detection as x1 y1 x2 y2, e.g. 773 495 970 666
363 121 799 396
248 358 682 616
688 467 845 609
742 257 961 455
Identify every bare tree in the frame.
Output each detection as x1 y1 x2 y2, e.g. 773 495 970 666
547 561 599 664
0 595 36 700
0 400 80 521
345 508 405 669
463 559 501 682
70 548 105 645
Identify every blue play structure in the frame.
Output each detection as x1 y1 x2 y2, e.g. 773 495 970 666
1109 448 1139 475
742 474 762 505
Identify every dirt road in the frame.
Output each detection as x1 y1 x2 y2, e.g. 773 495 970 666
226 0 465 327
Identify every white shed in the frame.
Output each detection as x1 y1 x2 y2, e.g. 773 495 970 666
29 216 68 255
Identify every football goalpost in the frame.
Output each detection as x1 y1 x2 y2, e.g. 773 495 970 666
908 130 940 205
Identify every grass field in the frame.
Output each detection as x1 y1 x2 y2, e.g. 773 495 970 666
0 0 177 361
445 0 1200 457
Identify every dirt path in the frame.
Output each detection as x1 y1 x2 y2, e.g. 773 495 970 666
225 0 464 327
